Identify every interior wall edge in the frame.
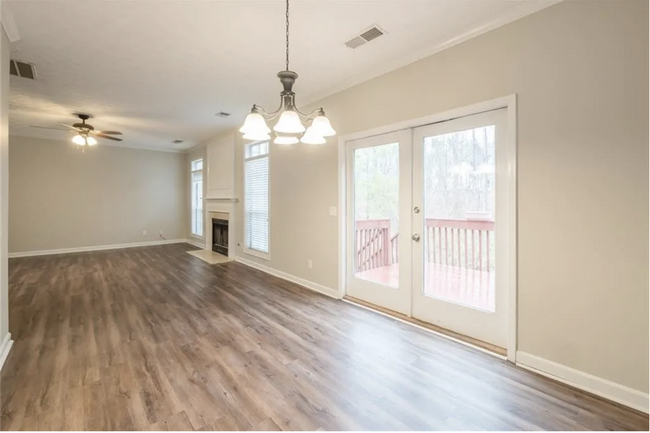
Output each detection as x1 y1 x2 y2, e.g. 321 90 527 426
235 255 340 300
7 238 189 258
186 238 205 249
516 351 649 414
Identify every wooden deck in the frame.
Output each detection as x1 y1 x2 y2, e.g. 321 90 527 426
356 263 495 311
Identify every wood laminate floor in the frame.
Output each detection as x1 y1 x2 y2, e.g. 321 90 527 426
1 243 648 430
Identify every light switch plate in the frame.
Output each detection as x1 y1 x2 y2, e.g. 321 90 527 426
329 206 337 216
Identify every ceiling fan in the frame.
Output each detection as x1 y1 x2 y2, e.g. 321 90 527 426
31 114 123 147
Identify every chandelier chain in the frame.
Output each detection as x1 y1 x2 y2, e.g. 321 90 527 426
285 0 290 71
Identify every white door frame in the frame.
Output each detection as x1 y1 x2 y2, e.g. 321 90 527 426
337 95 518 362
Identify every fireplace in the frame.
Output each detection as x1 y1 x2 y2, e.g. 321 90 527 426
212 218 229 255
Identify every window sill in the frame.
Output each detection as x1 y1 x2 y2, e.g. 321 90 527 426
244 248 270 261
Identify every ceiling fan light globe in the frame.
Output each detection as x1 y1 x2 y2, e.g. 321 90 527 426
300 127 326 145
274 135 299 145
273 110 305 134
243 131 271 141
310 115 336 137
239 113 270 135
72 134 86 145
86 136 98 146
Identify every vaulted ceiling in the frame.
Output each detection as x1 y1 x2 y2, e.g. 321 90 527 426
7 0 558 151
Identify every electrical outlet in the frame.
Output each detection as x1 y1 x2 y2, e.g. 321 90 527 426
329 206 337 216
142 230 147 236
307 259 313 269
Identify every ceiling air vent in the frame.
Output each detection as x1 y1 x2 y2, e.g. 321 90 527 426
345 25 386 49
10 60 36 80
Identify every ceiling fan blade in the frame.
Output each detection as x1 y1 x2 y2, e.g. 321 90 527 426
90 130 122 135
29 125 70 131
95 134 123 142
58 123 82 131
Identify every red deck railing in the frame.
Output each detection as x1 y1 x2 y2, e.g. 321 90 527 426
356 218 495 272
355 219 391 271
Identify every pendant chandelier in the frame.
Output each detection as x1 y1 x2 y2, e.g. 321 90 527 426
239 0 336 145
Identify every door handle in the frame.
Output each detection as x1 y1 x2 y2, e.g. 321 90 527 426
412 234 420 242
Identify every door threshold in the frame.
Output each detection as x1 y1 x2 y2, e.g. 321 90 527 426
343 296 507 358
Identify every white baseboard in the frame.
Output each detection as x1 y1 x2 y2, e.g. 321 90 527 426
0 333 13 371
235 256 340 299
516 351 649 414
186 238 205 248
8 239 189 258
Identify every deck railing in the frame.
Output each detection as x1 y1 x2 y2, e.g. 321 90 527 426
355 219 391 272
356 218 494 272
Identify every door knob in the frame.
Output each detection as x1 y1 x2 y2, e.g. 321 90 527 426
412 234 420 242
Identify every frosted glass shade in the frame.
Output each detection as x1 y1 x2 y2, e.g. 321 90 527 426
273 110 305 134
274 135 299 145
87 136 98 146
300 126 326 145
240 112 271 135
243 131 271 141
72 134 86 145
310 115 336 137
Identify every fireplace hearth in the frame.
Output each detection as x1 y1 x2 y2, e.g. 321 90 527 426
212 218 229 256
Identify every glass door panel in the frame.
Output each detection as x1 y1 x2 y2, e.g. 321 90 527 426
353 142 400 288
422 125 496 312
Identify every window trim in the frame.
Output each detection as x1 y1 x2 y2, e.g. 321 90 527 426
243 141 270 261
190 157 204 239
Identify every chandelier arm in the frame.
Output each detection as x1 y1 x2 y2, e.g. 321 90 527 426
255 103 284 120
294 106 322 121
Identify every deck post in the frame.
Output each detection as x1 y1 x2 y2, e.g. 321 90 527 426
383 223 391 266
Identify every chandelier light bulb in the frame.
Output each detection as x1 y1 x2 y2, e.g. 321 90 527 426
310 114 336 137
239 112 271 135
273 110 305 134
300 127 326 145
274 135 299 145
72 134 86 145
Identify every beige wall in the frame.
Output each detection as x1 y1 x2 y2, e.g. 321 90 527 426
230 0 648 393
9 136 187 253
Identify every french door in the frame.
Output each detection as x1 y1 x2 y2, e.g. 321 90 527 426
346 108 510 348
346 130 412 314
412 109 508 347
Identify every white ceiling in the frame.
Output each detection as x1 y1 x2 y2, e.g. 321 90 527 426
7 0 558 152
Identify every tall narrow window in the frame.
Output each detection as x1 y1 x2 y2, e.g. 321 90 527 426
244 141 269 256
191 158 203 237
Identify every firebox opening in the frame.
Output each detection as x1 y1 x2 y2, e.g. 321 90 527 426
212 218 229 256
